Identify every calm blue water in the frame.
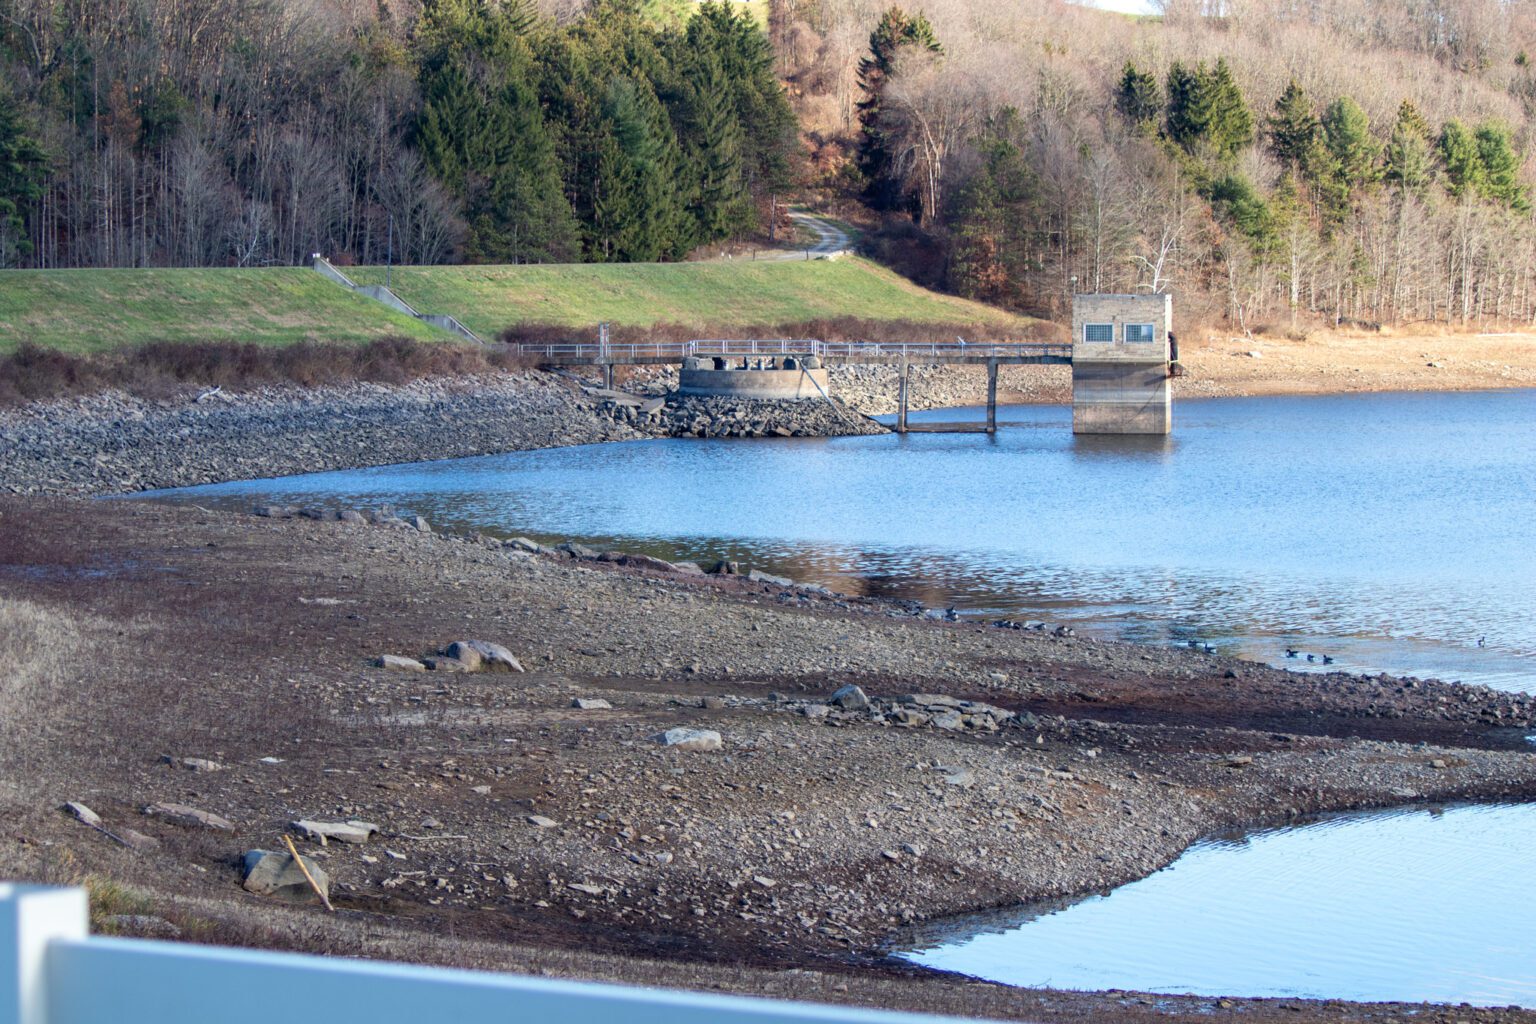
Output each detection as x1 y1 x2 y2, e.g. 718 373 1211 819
142 389 1536 691
900 803 1536 1007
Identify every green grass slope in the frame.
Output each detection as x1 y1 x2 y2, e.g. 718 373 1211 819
0 267 441 354
346 257 1034 340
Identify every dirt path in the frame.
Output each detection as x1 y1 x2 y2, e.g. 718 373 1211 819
3 496 1533 1024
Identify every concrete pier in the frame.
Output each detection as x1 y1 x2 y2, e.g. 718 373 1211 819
678 356 829 400
1070 293 1173 435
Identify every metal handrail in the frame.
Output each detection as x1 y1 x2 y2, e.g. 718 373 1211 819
505 339 1072 360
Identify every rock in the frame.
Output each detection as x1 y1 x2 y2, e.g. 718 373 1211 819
160 755 224 772
144 803 234 831
62 801 101 827
411 515 432 533
931 710 965 732
557 542 600 559
899 694 964 708
470 785 491 795
802 704 831 722
376 654 427 672
700 696 726 710
507 537 544 554
617 553 678 573
444 641 485 670
568 882 609 896
671 561 706 575
459 640 525 673
571 698 612 710
829 684 870 711
639 397 665 415
291 819 377 845
339 509 367 524
747 569 794 587
242 849 330 904
424 656 473 672
944 769 975 788
1224 756 1254 768
654 727 724 752
527 815 558 828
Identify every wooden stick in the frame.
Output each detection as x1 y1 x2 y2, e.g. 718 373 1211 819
283 834 335 912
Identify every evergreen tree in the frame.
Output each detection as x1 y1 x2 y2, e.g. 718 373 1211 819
0 88 47 267
1266 80 1323 177
1166 59 1252 159
1439 119 1484 199
1208 172 1275 248
856 6 941 211
1114 62 1161 134
414 0 578 262
1322 96 1381 198
685 1 798 216
1384 100 1433 192
1474 121 1529 212
678 50 751 242
591 74 687 261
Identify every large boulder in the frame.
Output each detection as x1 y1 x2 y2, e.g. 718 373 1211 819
459 640 524 673
242 850 330 904
376 655 426 672
654 727 723 752
829 684 870 711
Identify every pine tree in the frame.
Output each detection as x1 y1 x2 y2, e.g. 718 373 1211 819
1474 121 1529 212
1114 62 1161 134
1439 119 1484 199
1266 80 1322 176
856 6 941 211
414 0 577 262
1322 96 1381 199
0 88 47 266
1166 59 1251 159
678 50 751 242
1384 100 1433 192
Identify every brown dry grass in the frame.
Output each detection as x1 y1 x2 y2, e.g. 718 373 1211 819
0 338 542 406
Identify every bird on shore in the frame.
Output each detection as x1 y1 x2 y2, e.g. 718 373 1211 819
1285 648 1299 658
1306 654 1316 662
1203 644 1216 654
1322 655 1335 665
1186 639 1200 648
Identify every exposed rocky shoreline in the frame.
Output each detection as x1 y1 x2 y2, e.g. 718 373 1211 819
0 371 884 496
3 496 1535 1024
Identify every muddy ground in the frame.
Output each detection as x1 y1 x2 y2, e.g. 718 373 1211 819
1 496 1533 1023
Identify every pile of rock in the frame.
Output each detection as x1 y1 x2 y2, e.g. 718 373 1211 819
829 363 1070 415
376 639 525 674
796 684 1030 734
592 391 885 439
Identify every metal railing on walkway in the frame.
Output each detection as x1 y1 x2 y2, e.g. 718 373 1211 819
506 338 1071 363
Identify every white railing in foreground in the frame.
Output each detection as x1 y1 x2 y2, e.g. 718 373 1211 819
1 884 978 1024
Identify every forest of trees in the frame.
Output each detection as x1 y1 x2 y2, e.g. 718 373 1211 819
7 0 1536 331
773 0 1536 329
0 0 797 268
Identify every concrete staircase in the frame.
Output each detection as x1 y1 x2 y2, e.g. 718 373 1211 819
311 256 484 345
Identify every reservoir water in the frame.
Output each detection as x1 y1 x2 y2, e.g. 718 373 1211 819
898 802 1536 1008
145 388 1536 691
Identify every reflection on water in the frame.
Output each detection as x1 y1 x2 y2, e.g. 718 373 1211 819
139 389 1536 691
898 803 1536 1008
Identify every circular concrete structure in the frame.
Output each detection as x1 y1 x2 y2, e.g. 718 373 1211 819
679 365 829 400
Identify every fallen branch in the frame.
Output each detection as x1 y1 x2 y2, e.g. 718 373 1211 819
282 834 336 912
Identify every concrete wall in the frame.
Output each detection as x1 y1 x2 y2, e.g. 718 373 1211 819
679 368 830 400
1071 293 1172 434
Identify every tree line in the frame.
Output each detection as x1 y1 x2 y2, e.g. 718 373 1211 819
779 0 1536 330
0 0 797 269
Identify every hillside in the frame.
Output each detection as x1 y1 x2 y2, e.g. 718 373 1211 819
344 257 1034 339
0 269 441 354
0 258 1035 355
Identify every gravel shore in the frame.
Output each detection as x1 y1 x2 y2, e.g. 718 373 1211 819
0 371 884 496
3 497 1534 1024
